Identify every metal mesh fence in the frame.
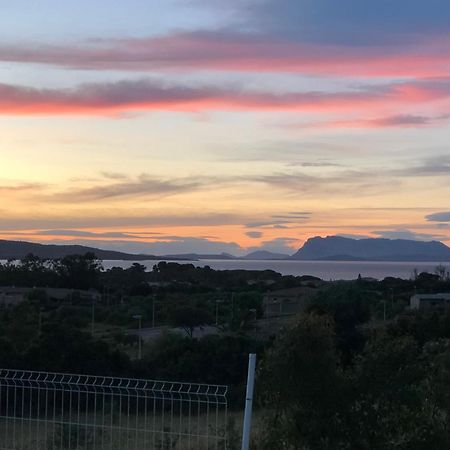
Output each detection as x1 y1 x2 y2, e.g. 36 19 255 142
0 369 228 449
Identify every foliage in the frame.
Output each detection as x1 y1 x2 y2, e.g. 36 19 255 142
139 332 263 393
168 306 213 337
3 256 450 448
257 311 450 449
51 252 103 289
258 313 346 449
309 284 372 364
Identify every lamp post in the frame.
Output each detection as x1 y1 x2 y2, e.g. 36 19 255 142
152 295 156 328
249 308 257 331
231 292 235 322
38 307 44 337
133 314 143 359
91 299 95 335
215 300 224 326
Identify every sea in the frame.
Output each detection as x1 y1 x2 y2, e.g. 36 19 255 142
2 258 448 281
100 259 450 281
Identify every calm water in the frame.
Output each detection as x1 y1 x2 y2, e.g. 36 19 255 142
100 259 450 281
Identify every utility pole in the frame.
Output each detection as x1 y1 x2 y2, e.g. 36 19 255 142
231 292 235 322
133 314 143 359
38 308 43 337
152 295 156 328
91 299 95 335
215 300 220 326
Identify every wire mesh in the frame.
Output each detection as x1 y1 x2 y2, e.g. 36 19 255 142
0 369 228 449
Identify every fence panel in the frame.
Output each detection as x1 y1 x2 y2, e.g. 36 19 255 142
0 369 228 450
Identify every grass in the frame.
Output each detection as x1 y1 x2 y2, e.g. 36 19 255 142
0 408 232 450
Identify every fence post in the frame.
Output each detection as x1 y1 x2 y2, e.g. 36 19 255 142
242 353 256 450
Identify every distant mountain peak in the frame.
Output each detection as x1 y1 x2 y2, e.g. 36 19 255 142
290 235 450 262
243 250 289 260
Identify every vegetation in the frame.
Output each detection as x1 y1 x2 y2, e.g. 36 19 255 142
257 311 450 449
1 254 450 447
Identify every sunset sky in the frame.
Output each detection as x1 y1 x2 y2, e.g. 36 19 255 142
1 0 450 255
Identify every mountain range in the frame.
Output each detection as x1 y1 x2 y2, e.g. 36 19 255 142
1 236 450 262
290 236 450 262
0 240 159 261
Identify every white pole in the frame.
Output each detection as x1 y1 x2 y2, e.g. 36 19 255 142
242 353 257 450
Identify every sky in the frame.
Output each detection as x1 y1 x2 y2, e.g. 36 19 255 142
1 0 450 256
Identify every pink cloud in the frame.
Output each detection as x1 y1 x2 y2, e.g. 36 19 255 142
1 32 450 78
0 79 449 117
307 115 436 129
0 80 450 115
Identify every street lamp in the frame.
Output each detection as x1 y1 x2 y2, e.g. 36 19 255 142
215 300 224 326
91 299 95 335
38 307 44 337
152 295 156 328
133 314 143 359
230 292 235 322
249 308 257 331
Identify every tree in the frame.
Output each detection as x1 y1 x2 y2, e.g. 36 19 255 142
52 253 102 289
257 311 450 450
346 334 450 449
308 284 371 365
168 306 212 338
258 313 346 449
435 264 449 281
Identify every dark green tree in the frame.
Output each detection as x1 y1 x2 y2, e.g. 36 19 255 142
168 306 213 338
258 313 347 449
52 252 102 289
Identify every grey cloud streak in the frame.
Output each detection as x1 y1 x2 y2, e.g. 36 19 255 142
372 229 448 241
249 170 401 197
395 155 450 177
0 182 47 192
49 174 203 202
0 212 243 230
12 154 450 209
35 230 161 238
245 231 263 238
426 212 450 222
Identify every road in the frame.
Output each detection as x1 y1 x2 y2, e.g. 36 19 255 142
129 325 220 341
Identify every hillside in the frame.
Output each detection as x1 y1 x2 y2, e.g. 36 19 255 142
243 250 289 260
291 236 450 261
0 239 159 260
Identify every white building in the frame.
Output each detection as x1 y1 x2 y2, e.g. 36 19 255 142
410 293 450 310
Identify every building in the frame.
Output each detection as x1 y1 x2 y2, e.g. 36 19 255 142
410 293 450 310
263 287 312 317
0 287 29 306
0 286 101 306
